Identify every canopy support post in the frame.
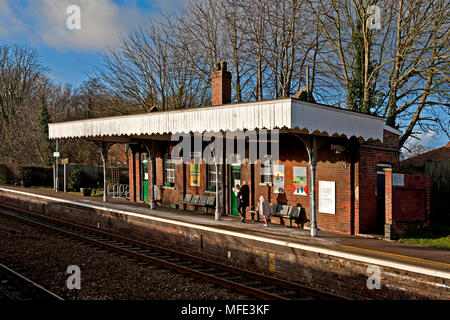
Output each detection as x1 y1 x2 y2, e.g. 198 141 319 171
93 141 113 203
291 134 325 237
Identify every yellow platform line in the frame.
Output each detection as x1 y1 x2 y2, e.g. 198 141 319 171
335 244 450 268
217 224 450 268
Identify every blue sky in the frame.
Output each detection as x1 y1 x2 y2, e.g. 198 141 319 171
0 0 447 151
0 0 182 88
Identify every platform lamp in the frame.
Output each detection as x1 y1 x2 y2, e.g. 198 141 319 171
54 139 60 192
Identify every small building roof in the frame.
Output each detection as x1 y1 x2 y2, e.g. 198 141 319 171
48 98 391 142
401 142 450 167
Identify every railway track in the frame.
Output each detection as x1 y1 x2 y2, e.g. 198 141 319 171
0 223 22 235
0 263 63 300
0 203 347 300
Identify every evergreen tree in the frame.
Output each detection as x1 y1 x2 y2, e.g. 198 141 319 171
346 20 378 114
38 96 53 165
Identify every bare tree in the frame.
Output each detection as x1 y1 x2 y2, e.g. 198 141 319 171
0 44 44 163
308 0 449 148
100 20 209 111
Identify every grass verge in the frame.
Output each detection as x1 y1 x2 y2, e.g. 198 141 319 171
397 224 450 250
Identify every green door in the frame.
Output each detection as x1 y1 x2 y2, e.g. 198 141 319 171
230 165 241 216
143 160 148 202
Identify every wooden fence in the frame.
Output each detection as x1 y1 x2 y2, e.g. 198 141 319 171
425 160 450 224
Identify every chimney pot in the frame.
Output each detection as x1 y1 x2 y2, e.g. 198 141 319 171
212 61 231 106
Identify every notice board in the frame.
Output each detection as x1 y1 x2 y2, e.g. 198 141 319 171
319 181 335 214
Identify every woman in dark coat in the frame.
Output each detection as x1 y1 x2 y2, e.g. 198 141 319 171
233 184 245 222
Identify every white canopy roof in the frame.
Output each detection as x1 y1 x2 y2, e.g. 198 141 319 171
49 98 389 141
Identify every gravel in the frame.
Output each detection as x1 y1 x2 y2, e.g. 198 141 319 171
0 215 248 300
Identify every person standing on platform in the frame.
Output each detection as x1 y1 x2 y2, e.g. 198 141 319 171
258 195 272 226
240 180 250 223
233 184 243 222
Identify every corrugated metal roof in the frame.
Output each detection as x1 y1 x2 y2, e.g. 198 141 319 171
48 98 385 141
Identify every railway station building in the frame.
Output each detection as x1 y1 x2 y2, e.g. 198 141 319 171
48 62 430 239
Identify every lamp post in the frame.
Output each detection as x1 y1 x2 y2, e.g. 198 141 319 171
54 139 59 192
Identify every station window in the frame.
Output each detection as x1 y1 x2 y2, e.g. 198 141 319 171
260 155 272 185
164 153 175 187
207 164 222 192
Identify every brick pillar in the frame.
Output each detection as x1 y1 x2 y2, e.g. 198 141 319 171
135 152 142 202
128 148 136 202
384 168 394 239
212 61 232 106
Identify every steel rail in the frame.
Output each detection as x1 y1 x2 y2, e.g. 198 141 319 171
0 203 346 300
0 223 22 235
0 263 63 300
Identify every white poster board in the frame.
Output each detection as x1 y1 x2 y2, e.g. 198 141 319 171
319 181 335 214
392 173 404 187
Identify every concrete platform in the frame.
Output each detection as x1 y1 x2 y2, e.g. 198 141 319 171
1 185 449 274
1 185 450 299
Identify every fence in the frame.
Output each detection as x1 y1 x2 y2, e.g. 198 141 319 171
425 160 450 224
0 163 129 193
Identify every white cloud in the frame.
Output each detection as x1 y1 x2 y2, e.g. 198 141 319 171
402 130 437 157
0 0 27 37
1 0 151 51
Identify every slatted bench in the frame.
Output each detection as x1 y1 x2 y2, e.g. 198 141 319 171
249 204 302 227
180 193 216 214
271 204 302 227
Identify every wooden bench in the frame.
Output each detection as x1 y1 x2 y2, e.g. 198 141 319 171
180 193 216 214
250 204 302 227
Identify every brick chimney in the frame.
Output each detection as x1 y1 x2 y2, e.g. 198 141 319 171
212 61 231 106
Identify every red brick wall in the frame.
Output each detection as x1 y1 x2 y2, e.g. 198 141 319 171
385 169 430 238
153 155 216 213
247 135 354 234
129 129 403 235
364 129 400 150
356 130 400 234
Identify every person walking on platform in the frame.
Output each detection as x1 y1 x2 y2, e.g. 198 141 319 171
258 195 272 226
233 184 244 222
240 180 250 223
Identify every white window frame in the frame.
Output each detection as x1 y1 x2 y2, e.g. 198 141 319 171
260 156 273 186
164 156 175 186
207 164 222 192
